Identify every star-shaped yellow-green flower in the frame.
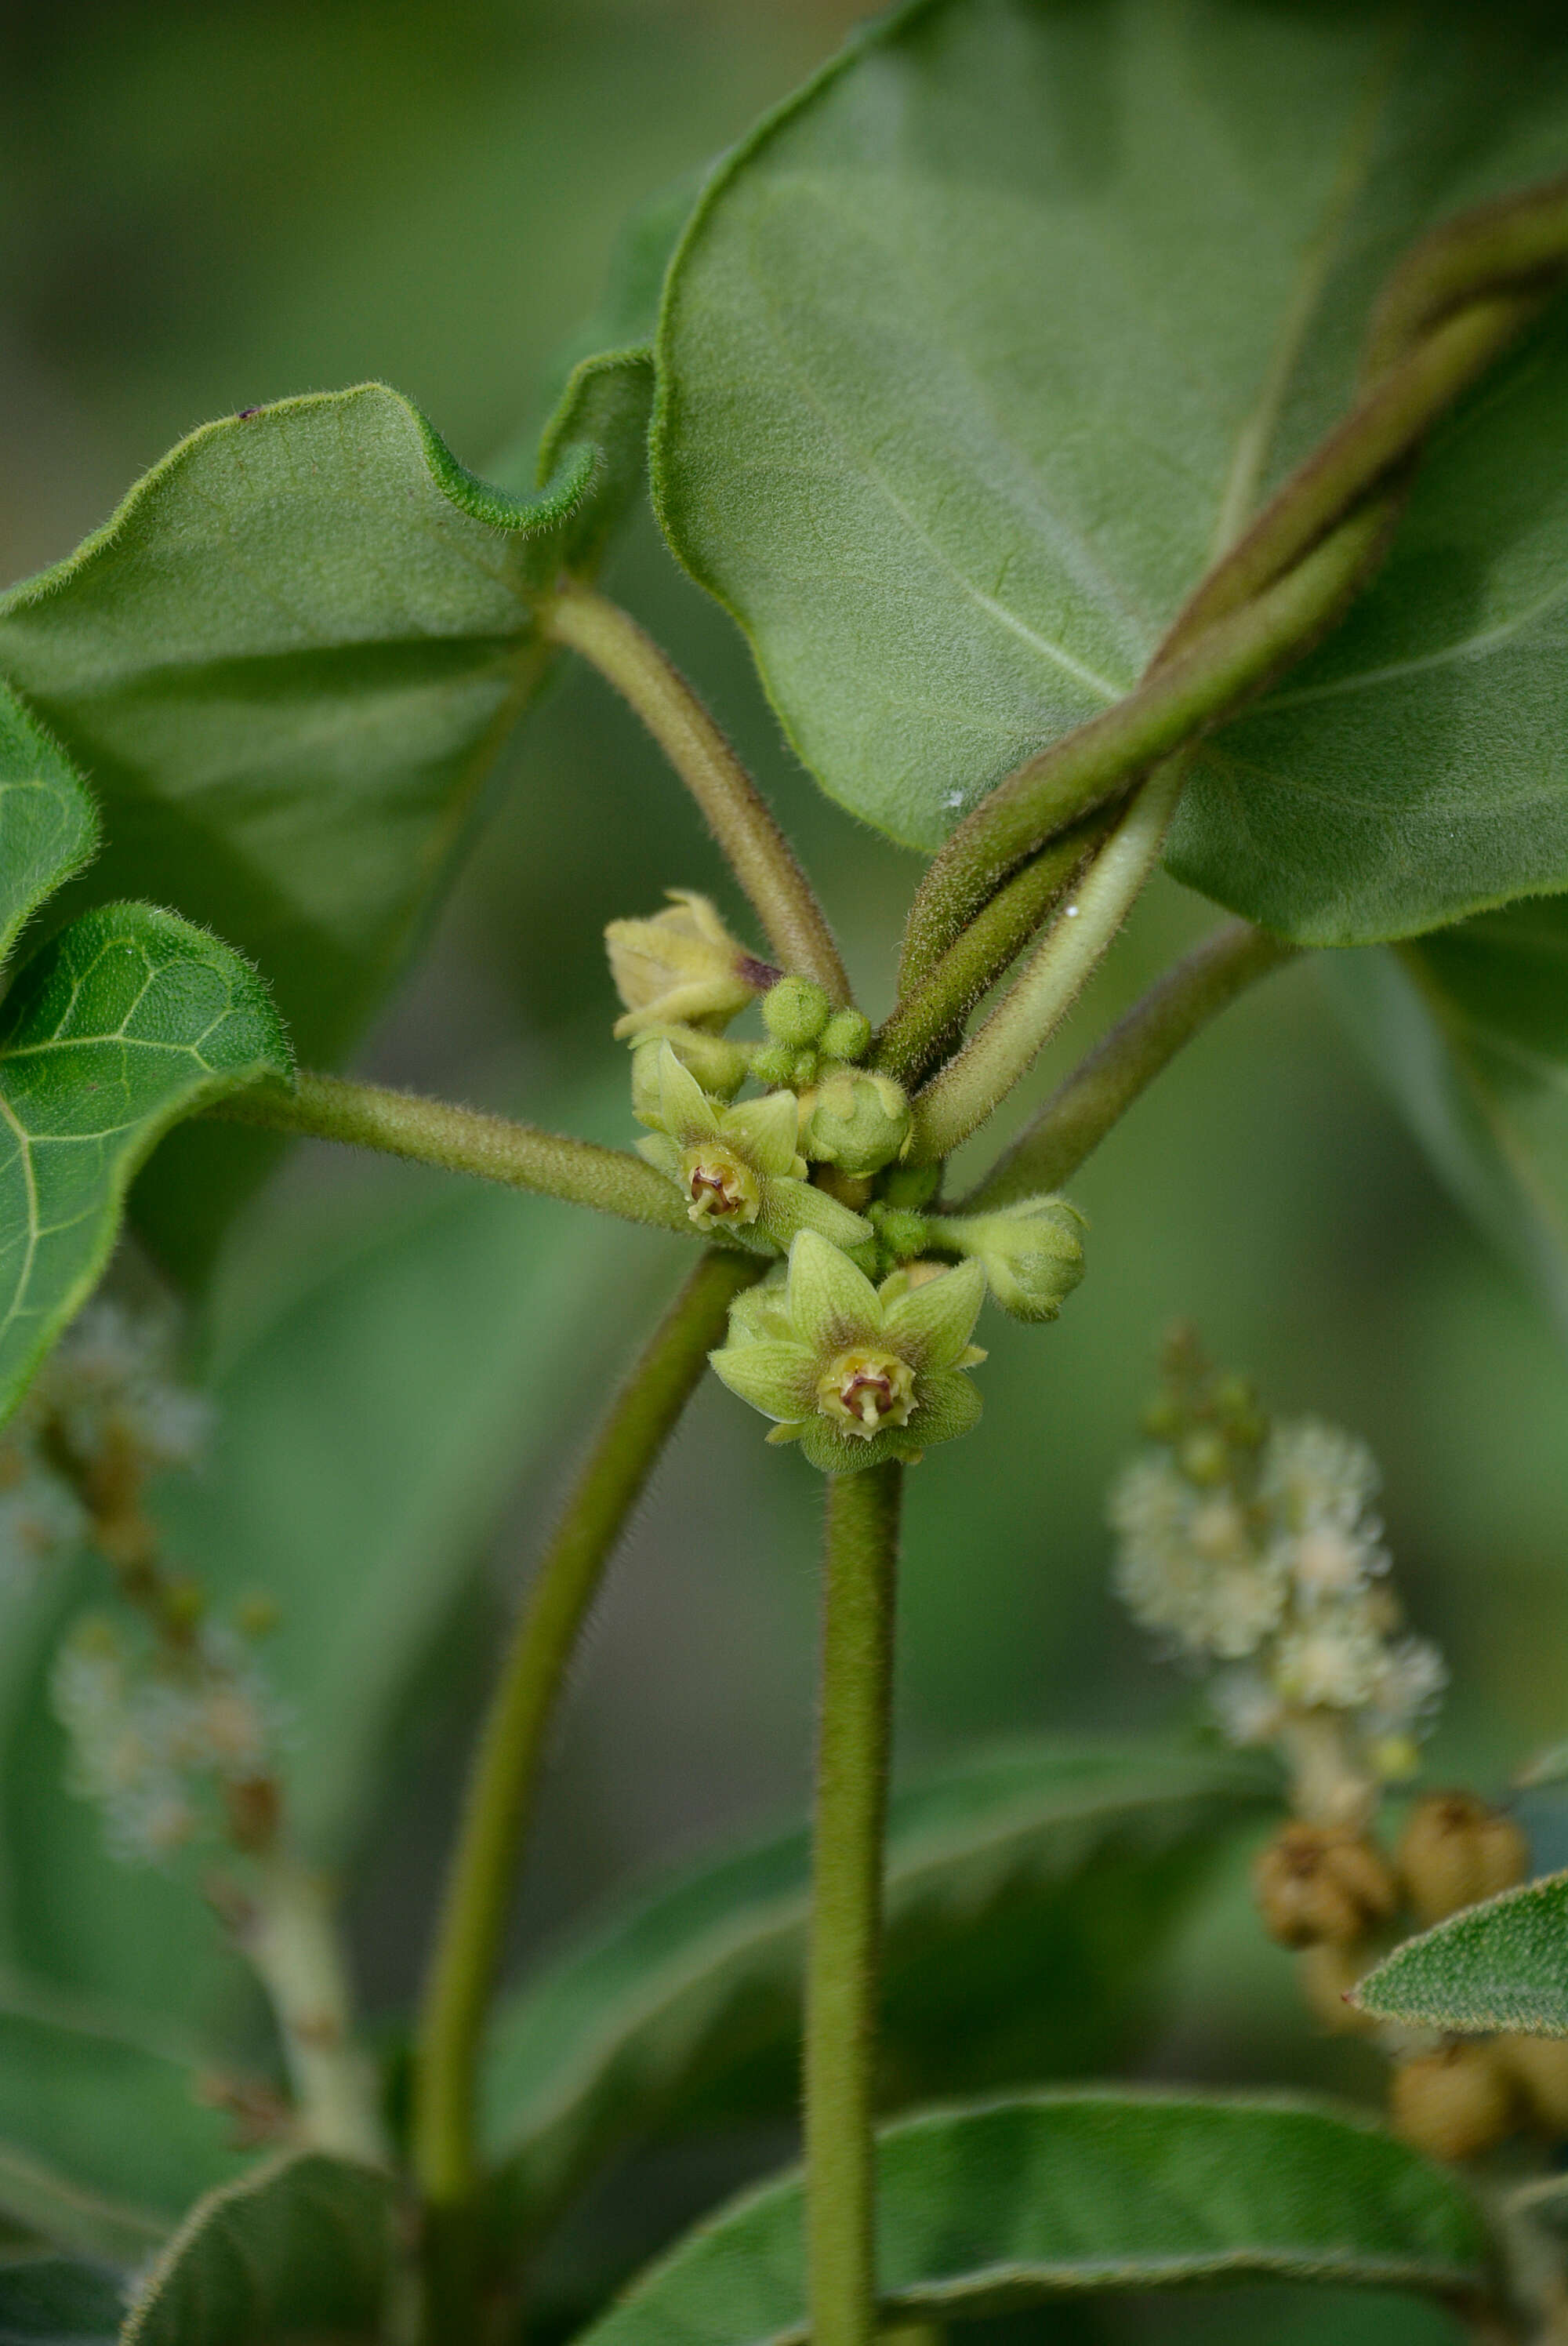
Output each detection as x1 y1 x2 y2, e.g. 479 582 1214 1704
710 1230 988 1473
637 1045 872 1255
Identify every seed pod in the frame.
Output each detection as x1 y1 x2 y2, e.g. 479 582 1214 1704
1497 2034 1568 2134
1397 1791 1529 1926
1389 2043 1518 2163
1252 1821 1398 1948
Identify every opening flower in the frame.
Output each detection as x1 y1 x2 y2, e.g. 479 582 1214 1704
710 1229 987 1473
927 1195 1086 1322
604 890 768 1039
637 1045 873 1255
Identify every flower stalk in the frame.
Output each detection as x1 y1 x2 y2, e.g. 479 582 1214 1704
807 1460 903 2346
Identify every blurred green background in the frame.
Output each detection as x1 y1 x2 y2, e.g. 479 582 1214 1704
1 2 1564 2336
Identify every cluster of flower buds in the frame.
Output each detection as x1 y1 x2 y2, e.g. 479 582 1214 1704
53 1605 284 1867
1109 1329 1446 1820
0 1302 211 1589
607 894 1089 1469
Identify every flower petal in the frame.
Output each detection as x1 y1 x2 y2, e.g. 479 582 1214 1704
799 1415 902 1476
656 1042 720 1142
786 1229 882 1356
909 1364 984 1447
724 1088 800 1178
883 1257 987 1371
763 1178 873 1259
709 1338 818 1422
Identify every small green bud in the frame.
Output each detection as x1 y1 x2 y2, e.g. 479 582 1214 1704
750 1042 797 1088
927 1196 1085 1324
819 1008 872 1062
800 1069 913 1175
791 1048 819 1088
869 1202 931 1264
762 976 831 1048
237 1593 281 1641
1142 1395 1183 1442
880 1161 942 1211
160 1577 208 1635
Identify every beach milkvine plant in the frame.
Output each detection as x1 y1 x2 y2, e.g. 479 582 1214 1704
2 3 1568 2344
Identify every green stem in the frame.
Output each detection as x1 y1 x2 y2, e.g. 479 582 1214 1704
807 1462 902 2346
901 496 1395 982
412 1248 760 2217
545 583 850 1003
964 920 1300 1208
876 813 1115 1086
907 755 1191 1164
230 1852 389 2166
211 1070 699 1240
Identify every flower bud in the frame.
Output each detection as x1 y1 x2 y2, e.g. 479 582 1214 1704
869 1204 931 1266
819 1008 872 1063
1397 1792 1529 1927
606 891 764 1038
1497 2034 1568 2134
800 1070 913 1175
630 1030 750 1124
751 1043 797 1088
762 975 832 1048
930 1197 1085 1324
1252 1822 1398 1948
1389 2043 1519 2163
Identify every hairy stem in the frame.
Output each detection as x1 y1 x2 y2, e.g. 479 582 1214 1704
412 1248 760 2216
902 496 1394 980
212 1071 699 1240
223 1853 388 2166
545 583 849 1002
807 1462 902 2346
964 921 1300 1208
877 814 1115 1085
907 756 1190 1164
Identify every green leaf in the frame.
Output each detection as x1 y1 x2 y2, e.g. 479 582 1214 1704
482 1741 1264 2243
0 2257 122 2345
0 379 646 1278
1323 897 1568 1341
0 902 289 1429
0 691 97 985
0 1999 251 2264
654 0 1568 940
1356 1870 1568 2035
119 2153 394 2346
575 2090 1493 2346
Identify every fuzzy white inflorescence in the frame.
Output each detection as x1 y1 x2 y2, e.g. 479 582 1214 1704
1110 1410 1445 1775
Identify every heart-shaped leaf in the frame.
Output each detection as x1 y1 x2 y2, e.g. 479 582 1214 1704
120 2153 394 2346
654 0 1568 941
0 903 289 1429
1323 897 1568 1342
0 1999 251 2264
0 2256 122 2345
574 2090 1493 2346
1356 1872 1568 2036
0 363 656 1277
482 1741 1264 2244
0 691 96 986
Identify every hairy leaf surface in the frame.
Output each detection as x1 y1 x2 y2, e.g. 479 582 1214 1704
0 905 288 1427
483 1742 1264 2242
576 2091 1491 2346
0 692 96 985
0 2002 249 2262
1325 899 1568 1341
0 2256 122 2344
120 2154 393 2346
655 0 1568 940
0 378 650 1275
1356 1872 1568 2035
